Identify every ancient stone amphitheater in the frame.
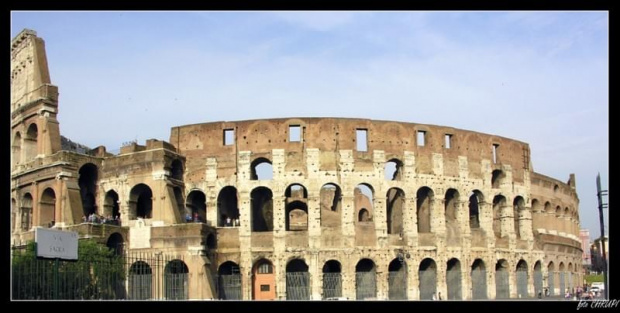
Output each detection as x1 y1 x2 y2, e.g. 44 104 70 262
11 29 582 300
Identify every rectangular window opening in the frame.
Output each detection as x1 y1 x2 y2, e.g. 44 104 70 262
260 285 270 292
493 144 499 164
224 129 234 146
417 130 426 147
445 134 452 149
289 125 301 142
356 129 368 152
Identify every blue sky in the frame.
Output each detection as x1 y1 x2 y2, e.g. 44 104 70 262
11 11 608 240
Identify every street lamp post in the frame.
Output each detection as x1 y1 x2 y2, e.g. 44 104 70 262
596 173 608 299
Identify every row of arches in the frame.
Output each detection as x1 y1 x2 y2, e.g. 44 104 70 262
212 257 576 300
12 188 56 232
11 123 38 167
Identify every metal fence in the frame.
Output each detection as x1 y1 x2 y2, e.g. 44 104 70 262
418 269 437 300
388 270 407 300
559 272 566 296
495 270 510 299
516 269 529 298
286 272 310 300
217 274 242 300
471 269 487 300
548 271 555 296
446 269 462 300
534 269 543 297
322 273 342 299
355 272 376 300
12 245 186 300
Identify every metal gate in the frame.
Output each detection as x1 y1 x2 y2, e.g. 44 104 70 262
548 271 555 296
356 272 376 300
418 269 437 300
559 272 566 296
286 272 310 300
534 269 543 297
129 272 152 300
516 269 529 298
446 269 462 300
388 270 407 300
567 272 573 291
218 274 242 300
495 270 510 299
164 272 188 300
471 269 487 299
322 273 342 299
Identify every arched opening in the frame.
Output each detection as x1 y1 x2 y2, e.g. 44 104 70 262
567 262 574 292
447 258 462 300
24 123 38 161
129 184 153 219
534 261 543 297
384 159 403 181
173 186 185 221
418 258 437 300
386 188 405 235
103 190 120 224
471 259 487 299
251 187 273 232
12 132 21 167
217 186 238 227
322 260 342 299
21 193 33 231
320 183 341 227
355 258 377 300
286 201 308 231
388 258 407 300
285 184 308 231
516 260 529 298
544 202 551 214
555 206 562 218
251 158 273 180
531 199 541 213
286 259 310 300
469 190 483 229
164 260 189 300
186 190 206 223
355 184 374 224
492 195 507 238
206 233 216 250
445 189 459 223
218 261 241 300
79 163 98 217
358 209 370 222
559 262 566 296
491 170 505 189
514 196 525 239
548 262 556 296
11 198 17 233
416 187 434 233
495 259 510 299
128 261 152 300
170 159 184 180
252 259 275 300
40 188 56 227
106 233 124 256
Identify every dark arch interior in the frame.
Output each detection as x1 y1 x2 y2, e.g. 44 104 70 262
218 187 238 226
79 163 98 217
323 260 341 273
251 187 273 231
106 233 124 256
286 259 309 272
356 259 375 272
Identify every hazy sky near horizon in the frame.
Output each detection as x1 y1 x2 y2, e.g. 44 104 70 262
11 11 608 240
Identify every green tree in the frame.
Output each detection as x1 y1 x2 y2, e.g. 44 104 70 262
12 239 126 300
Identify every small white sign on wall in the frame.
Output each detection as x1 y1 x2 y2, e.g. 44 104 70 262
35 228 78 260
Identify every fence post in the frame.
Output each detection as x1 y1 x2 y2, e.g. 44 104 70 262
53 258 59 299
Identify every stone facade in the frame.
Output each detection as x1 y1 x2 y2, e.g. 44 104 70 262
10 29 582 300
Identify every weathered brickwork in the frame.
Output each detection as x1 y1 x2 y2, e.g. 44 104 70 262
11 29 582 300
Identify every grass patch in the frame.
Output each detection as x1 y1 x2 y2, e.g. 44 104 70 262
585 274 604 284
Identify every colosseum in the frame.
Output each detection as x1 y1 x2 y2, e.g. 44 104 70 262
11 29 582 300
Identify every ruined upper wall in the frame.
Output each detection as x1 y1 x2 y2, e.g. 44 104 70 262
11 29 57 111
170 117 531 182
